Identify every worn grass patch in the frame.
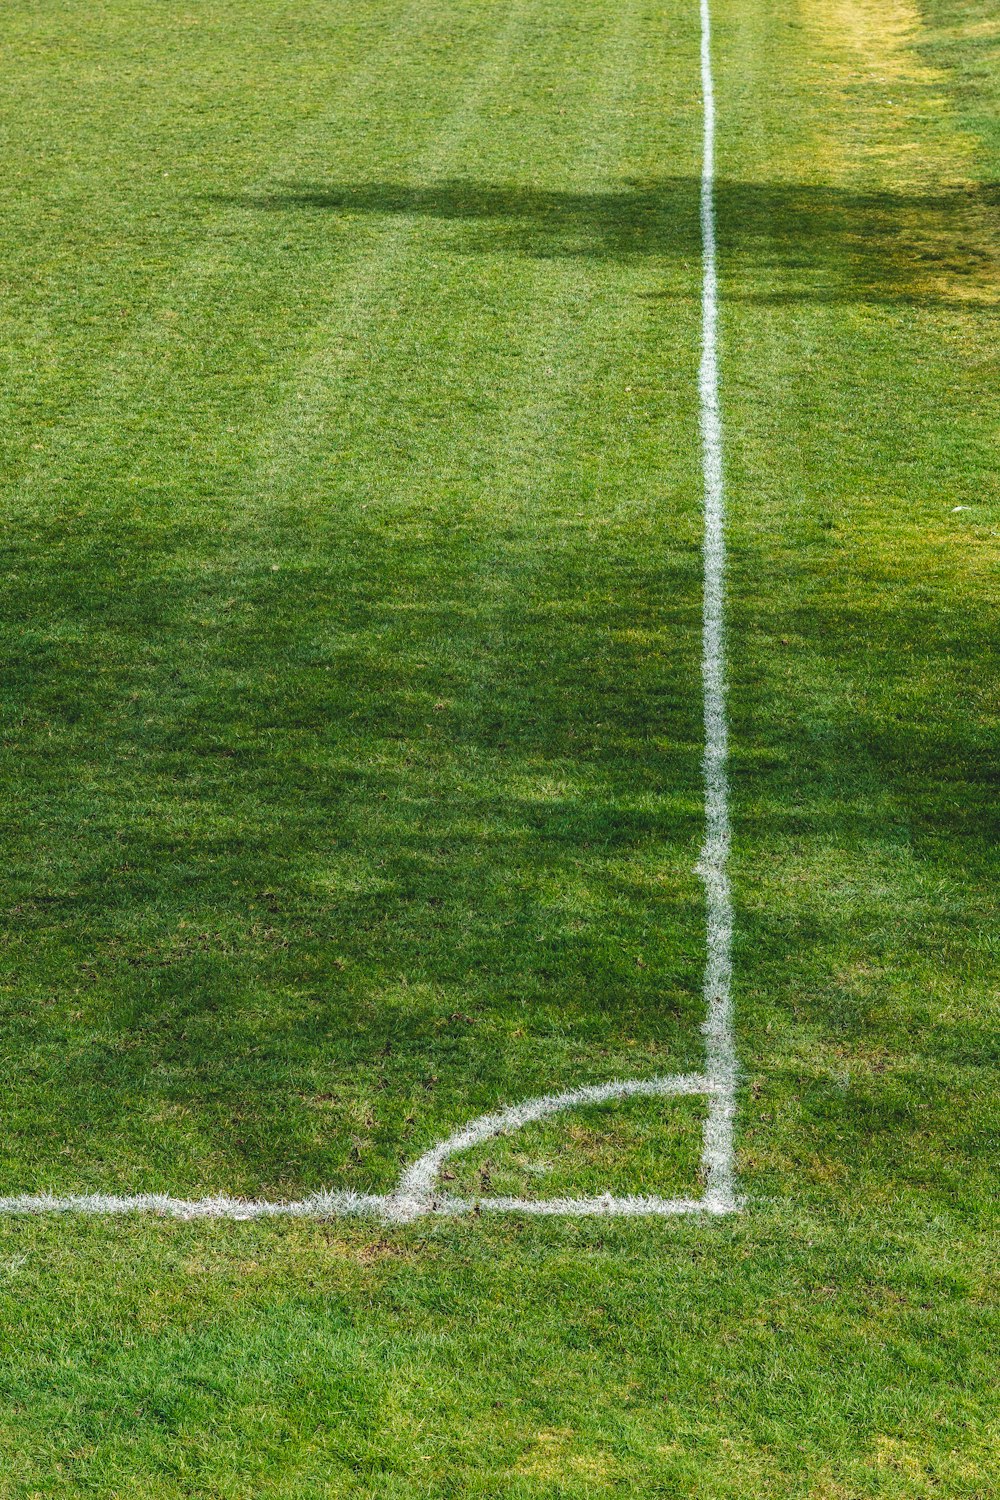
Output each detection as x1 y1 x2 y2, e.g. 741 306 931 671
444 1093 707 1202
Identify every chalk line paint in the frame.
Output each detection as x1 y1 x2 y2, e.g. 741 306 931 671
0 1076 721 1223
695 0 738 1214
0 0 737 1222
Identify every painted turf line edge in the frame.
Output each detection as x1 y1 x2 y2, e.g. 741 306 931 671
695 0 738 1214
1 0 738 1222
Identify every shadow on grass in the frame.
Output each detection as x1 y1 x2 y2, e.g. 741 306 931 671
0 519 708 1192
4 172 997 1195
212 174 1000 308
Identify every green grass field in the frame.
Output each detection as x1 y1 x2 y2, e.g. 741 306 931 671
0 0 997 1492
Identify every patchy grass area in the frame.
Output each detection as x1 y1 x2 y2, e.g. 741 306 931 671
445 1093 708 1202
0 0 996 1493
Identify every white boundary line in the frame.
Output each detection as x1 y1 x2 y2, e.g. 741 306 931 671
1 0 737 1223
694 0 738 1214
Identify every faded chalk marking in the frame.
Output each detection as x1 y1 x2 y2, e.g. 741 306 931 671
0 0 738 1222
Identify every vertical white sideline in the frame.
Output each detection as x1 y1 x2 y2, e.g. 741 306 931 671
0 0 738 1221
695 0 738 1213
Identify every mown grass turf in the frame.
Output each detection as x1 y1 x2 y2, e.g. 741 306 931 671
0 0 997 1494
